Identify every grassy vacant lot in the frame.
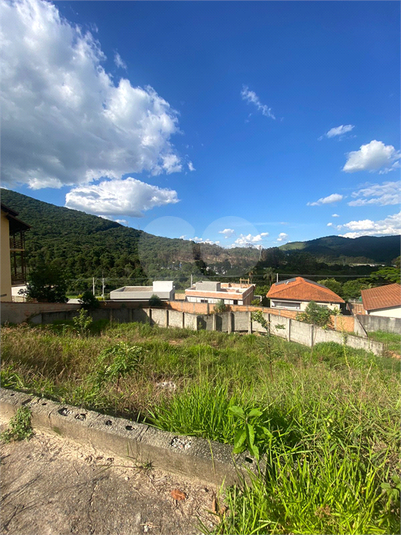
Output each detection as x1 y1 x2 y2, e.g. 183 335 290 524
2 320 400 534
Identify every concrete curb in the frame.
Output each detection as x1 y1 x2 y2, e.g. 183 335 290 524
0 388 258 487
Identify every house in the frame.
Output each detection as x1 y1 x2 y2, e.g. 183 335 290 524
266 277 344 312
361 284 401 318
1 203 30 302
110 281 175 301
185 281 255 306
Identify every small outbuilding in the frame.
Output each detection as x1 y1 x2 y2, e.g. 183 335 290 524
110 281 175 302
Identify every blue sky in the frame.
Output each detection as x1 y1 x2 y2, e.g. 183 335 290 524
1 0 400 248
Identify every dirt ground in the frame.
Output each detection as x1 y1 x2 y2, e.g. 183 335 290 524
0 421 220 535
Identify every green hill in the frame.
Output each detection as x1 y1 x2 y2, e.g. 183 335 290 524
0 189 259 285
280 235 400 264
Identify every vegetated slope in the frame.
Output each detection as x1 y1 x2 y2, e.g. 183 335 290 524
280 235 400 264
0 189 258 279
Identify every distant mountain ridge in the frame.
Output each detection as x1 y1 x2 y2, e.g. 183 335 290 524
279 235 400 264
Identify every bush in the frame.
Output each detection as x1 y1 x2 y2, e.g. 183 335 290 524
297 301 331 327
149 294 162 307
214 299 227 313
79 290 100 310
1 406 33 443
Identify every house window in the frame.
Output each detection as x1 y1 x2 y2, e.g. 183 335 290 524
272 301 301 310
233 300 238 305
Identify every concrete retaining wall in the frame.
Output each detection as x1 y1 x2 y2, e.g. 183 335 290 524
1 302 80 324
357 314 401 334
0 388 257 487
1 302 384 355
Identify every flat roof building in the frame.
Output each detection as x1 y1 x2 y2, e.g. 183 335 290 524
185 281 255 306
110 281 175 302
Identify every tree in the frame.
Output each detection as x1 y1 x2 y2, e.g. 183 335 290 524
317 278 342 297
342 279 369 301
296 301 331 328
24 263 68 303
369 267 400 285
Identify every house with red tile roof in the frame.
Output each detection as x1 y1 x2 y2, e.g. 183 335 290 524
361 283 401 318
266 277 344 312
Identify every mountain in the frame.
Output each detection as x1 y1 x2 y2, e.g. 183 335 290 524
0 189 259 284
2 189 399 290
279 235 400 264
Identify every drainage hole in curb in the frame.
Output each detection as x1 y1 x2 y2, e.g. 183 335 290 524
75 413 86 421
42 402 47 406
105 420 113 426
125 425 134 431
10 393 15 397
21 398 32 406
245 457 254 464
58 408 69 416
171 437 192 450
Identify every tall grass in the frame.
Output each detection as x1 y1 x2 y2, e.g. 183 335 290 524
1 321 400 533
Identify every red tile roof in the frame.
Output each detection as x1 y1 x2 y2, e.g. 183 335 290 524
266 277 344 304
361 283 401 311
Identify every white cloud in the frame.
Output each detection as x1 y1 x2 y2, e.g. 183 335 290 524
241 86 275 119
116 219 128 225
179 235 186 240
1 0 183 189
343 140 400 174
219 228 235 239
327 222 333 227
332 214 340 217
307 193 343 206
348 181 401 207
65 177 179 217
277 232 288 242
114 52 127 70
233 232 269 247
320 124 354 140
188 161 195 172
339 212 401 238
193 237 220 245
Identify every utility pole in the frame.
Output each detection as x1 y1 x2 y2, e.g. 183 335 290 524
190 274 193 287
276 273 279 283
102 277 105 299
92 277 95 296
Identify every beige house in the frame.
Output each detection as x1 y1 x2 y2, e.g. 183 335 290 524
185 281 255 306
1 203 30 302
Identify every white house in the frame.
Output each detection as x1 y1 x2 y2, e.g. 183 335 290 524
361 283 401 318
266 277 344 312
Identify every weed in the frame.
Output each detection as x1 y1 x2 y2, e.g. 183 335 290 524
1 406 33 443
72 309 93 336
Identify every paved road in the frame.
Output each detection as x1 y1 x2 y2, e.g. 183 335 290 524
0 423 218 535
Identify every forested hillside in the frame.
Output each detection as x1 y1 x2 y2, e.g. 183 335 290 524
2 189 399 294
1 189 259 287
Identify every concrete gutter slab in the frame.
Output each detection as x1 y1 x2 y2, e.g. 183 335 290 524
0 388 258 487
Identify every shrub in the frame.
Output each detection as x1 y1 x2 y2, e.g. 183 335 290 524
79 290 100 310
149 294 162 307
214 299 227 313
297 301 331 327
